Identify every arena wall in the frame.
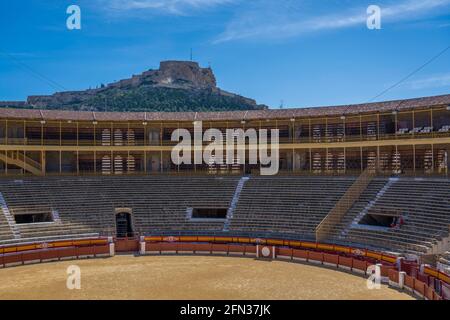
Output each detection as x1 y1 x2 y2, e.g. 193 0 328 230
1 234 449 299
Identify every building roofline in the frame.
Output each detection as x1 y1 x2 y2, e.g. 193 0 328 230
0 93 449 122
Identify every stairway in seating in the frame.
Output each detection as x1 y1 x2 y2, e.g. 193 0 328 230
0 152 43 176
0 192 21 239
315 168 374 242
223 176 250 231
339 177 398 239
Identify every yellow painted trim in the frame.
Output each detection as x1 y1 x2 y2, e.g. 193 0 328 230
1 136 450 152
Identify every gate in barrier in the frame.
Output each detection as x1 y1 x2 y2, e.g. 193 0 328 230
115 238 139 252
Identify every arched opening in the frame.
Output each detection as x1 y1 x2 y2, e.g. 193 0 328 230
115 212 134 238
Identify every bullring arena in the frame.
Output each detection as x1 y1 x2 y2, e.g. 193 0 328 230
1 94 450 300
0 255 412 300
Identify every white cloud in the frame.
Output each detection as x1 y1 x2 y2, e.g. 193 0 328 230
403 73 450 89
98 0 236 15
215 0 450 43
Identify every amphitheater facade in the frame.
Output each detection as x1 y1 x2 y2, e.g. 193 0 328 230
1 94 450 300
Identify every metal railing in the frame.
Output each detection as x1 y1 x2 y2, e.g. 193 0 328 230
2 130 450 147
315 168 374 242
0 151 43 175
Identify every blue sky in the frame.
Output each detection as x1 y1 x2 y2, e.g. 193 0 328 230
0 0 449 108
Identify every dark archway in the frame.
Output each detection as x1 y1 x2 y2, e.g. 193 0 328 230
115 212 134 238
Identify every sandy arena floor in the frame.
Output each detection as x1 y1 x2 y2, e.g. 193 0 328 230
0 255 412 300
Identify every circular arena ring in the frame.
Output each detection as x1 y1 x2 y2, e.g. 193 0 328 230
0 235 447 300
1 255 410 300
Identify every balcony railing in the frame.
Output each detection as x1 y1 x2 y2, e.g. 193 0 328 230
1 130 450 146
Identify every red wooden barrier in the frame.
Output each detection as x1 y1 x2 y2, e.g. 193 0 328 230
417 273 429 284
404 274 415 290
244 245 256 255
277 247 293 258
292 249 308 260
352 259 368 273
426 286 435 300
193 243 212 253
60 247 77 258
41 248 59 260
179 243 196 252
381 265 395 277
146 242 161 252
159 242 178 252
77 246 95 257
338 256 353 269
1 245 110 266
0 237 109 268
115 239 139 252
93 244 110 255
441 282 450 299
388 269 399 283
323 253 338 266
211 244 228 253
414 280 426 297
308 251 323 263
3 253 22 265
21 250 41 263
228 244 246 254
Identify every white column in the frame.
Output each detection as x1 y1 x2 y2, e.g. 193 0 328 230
108 236 115 257
399 271 406 290
140 236 146 255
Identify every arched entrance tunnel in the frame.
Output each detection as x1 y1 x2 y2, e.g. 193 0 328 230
115 211 134 238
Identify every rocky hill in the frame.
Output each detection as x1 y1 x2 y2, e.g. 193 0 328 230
0 61 267 112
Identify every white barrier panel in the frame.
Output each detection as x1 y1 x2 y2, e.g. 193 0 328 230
177 250 194 254
5 262 22 268
293 256 307 262
353 268 366 276
212 250 227 255
109 243 115 257
338 265 352 272
323 259 337 268
60 256 76 261
399 271 406 289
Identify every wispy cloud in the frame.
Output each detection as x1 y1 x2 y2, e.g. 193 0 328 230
3 52 37 58
215 0 450 43
403 73 450 89
96 0 236 16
